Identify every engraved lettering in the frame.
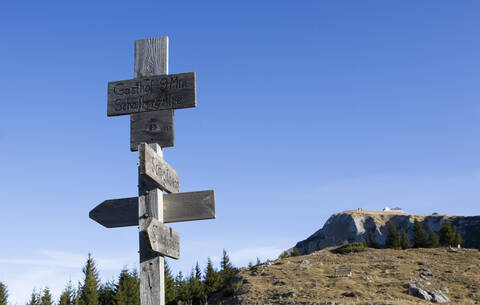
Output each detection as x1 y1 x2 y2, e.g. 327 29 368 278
108 72 194 116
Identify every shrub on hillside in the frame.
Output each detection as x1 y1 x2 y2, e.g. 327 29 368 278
332 242 368 254
291 248 301 257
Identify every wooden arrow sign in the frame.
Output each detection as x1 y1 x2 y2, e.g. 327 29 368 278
89 190 216 228
107 72 196 116
139 143 180 193
142 217 180 259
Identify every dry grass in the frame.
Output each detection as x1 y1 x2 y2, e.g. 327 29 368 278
226 247 480 304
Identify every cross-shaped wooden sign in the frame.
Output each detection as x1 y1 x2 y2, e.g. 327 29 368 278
89 36 215 305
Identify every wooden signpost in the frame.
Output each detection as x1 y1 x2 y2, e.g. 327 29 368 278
89 190 216 228
90 36 215 305
143 217 180 259
139 143 180 193
107 72 196 116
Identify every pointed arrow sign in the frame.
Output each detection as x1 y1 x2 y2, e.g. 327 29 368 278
89 190 215 228
139 143 180 193
142 217 180 259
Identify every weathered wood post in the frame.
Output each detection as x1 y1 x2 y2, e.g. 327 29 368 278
139 146 165 304
130 36 174 151
135 37 169 305
89 36 215 305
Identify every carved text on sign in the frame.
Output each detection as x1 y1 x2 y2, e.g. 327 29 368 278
151 157 180 192
139 143 180 193
143 217 180 259
107 72 196 116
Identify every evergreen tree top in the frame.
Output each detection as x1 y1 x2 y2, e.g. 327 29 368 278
413 219 429 248
79 253 100 305
116 268 140 305
0 282 8 305
26 290 40 305
195 262 202 280
386 220 401 249
40 287 53 305
221 249 233 271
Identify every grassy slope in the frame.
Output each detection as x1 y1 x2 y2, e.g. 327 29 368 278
226 247 480 304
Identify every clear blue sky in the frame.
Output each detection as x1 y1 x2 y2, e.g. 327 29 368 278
1 1 479 303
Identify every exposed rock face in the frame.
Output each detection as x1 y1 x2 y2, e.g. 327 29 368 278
293 210 480 254
407 283 451 303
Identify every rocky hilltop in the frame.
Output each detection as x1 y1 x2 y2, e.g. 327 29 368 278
293 210 480 254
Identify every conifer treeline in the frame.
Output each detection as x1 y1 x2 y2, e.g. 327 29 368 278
0 249 238 305
376 220 463 250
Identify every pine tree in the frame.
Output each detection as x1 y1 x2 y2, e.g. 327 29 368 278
72 284 82 305
59 281 75 305
188 268 206 304
386 221 401 249
220 249 233 271
428 227 440 248
26 289 40 305
164 261 176 305
195 262 202 280
174 271 183 294
203 258 220 295
400 227 411 249
115 268 140 305
455 231 464 247
40 287 53 305
79 253 100 305
368 230 378 248
413 219 429 248
175 271 191 302
440 221 456 246
219 249 237 289
0 282 8 305
98 281 116 305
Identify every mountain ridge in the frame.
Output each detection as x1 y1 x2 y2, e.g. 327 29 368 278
292 210 480 255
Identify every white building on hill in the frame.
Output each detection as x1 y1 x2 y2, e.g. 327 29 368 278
382 207 405 213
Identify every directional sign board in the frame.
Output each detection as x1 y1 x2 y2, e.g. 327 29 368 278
139 143 180 193
143 217 180 259
107 72 196 116
130 110 174 151
96 36 214 305
89 190 216 228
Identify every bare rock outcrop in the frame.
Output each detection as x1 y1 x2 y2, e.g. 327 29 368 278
292 210 480 254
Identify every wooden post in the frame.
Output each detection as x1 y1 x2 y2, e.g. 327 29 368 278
135 36 169 305
131 36 174 151
92 36 215 305
139 183 165 305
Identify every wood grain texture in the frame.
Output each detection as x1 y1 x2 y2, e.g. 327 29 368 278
130 109 174 151
89 197 138 228
143 217 180 259
139 179 165 305
135 37 168 78
89 190 216 228
107 72 196 116
132 36 173 153
139 143 180 193
163 190 215 223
